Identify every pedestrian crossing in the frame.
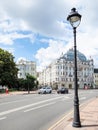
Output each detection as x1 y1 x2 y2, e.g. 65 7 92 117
38 92 86 102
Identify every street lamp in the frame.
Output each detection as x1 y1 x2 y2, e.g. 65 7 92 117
67 8 82 127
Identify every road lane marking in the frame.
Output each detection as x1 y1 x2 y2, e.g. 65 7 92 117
0 99 28 106
0 96 63 116
61 96 71 101
0 117 6 120
80 97 86 100
24 102 55 112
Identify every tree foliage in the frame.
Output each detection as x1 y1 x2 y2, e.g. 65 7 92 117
18 74 38 93
26 74 37 93
0 48 18 88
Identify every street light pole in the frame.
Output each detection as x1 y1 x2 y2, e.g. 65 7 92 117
67 8 82 127
73 26 81 127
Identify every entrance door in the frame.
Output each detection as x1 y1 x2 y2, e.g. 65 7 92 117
69 84 72 89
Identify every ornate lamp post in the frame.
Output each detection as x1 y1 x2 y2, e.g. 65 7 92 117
67 8 82 127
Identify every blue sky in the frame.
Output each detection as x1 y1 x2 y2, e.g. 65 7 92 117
0 0 98 71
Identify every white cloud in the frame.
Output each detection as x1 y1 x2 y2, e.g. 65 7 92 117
0 0 70 39
0 19 35 45
0 0 98 70
35 39 73 71
0 31 34 45
77 31 98 67
0 0 98 38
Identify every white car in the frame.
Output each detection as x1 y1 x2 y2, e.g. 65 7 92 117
38 87 52 94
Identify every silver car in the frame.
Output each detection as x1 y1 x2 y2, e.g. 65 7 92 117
38 87 52 94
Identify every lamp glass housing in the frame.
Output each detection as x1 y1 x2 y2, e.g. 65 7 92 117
69 16 81 28
67 8 81 28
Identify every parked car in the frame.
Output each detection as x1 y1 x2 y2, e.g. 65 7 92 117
38 86 52 94
57 87 68 94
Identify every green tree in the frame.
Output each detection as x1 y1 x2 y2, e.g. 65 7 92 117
26 74 37 94
0 48 18 88
17 78 26 90
18 76 38 93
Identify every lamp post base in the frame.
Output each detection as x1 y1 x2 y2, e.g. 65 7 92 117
73 96 81 128
73 121 81 127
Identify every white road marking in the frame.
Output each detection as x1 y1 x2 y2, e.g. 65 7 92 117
0 117 6 120
80 97 86 100
62 96 71 101
0 99 27 105
61 95 86 101
0 96 63 116
24 102 55 112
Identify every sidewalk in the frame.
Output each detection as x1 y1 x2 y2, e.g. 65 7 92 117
49 97 98 130
0 91 37 97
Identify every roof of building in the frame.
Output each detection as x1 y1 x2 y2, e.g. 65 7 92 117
59 48 87 62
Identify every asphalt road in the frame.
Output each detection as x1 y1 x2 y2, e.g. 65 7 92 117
0 89 98 130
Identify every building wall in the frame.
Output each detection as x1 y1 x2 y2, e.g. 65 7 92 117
17 59 37 79
94 69 98 88
38 50 94 89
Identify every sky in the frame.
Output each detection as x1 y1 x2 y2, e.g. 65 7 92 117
0 0 98 72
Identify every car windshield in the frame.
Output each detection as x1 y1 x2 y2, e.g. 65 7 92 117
47 87 51 89
58 87 64 89
41 87 46 89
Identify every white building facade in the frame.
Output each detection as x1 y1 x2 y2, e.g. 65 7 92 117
17 59 37 79
94 68 98 88
38 49 94 89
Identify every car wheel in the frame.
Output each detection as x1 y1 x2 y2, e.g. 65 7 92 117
49 91 52 93
43 91 46 94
